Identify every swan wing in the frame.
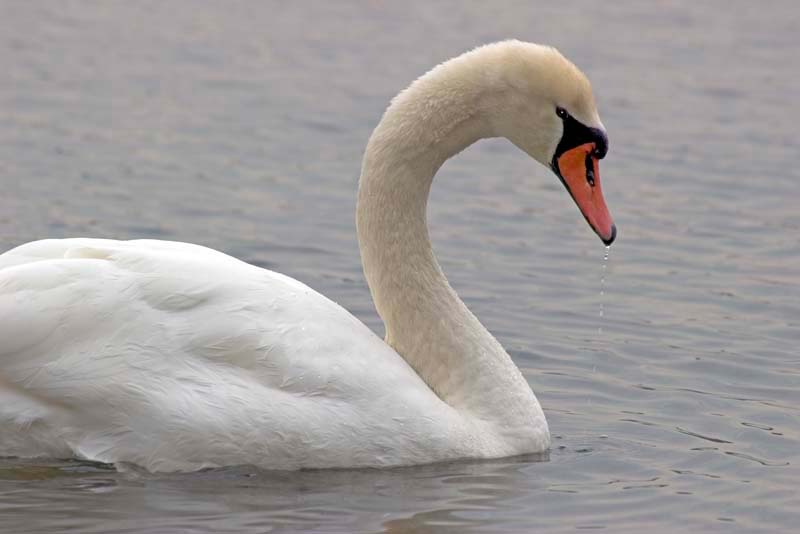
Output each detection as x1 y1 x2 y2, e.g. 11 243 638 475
0 239 451 471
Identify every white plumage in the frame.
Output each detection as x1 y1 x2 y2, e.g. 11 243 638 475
0 238 481 471
0 41 611 471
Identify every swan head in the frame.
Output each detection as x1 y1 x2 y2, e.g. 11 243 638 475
481 41 617 245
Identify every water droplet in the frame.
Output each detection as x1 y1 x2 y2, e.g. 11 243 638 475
598 245 610 334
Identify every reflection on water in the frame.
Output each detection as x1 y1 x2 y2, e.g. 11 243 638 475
0 1 798 532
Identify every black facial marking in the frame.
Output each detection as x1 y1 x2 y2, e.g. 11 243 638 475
550 111 608 173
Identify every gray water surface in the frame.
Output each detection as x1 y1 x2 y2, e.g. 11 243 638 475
1 1 798 532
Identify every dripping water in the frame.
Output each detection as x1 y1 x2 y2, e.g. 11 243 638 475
598 245 610 334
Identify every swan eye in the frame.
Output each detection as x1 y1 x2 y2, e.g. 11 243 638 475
556 107 568 119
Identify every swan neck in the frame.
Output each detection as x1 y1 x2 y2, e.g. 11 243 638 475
356 62 543 435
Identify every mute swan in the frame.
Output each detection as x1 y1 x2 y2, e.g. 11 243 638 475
0 41 615 472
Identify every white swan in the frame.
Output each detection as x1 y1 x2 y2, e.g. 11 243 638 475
0 41 615 472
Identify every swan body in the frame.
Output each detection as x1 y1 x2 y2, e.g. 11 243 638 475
0 238 507 471
0 41 614 472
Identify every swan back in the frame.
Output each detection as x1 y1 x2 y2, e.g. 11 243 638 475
0 239 499 471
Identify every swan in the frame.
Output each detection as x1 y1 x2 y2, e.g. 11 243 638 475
0 40 615 472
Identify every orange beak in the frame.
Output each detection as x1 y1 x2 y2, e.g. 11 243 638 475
554 142 616 245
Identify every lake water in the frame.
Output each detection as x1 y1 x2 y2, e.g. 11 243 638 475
1 1 798 532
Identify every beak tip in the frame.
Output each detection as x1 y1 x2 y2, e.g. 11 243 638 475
601 224 617 246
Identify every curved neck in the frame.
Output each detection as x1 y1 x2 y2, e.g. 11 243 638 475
356 58 543 434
